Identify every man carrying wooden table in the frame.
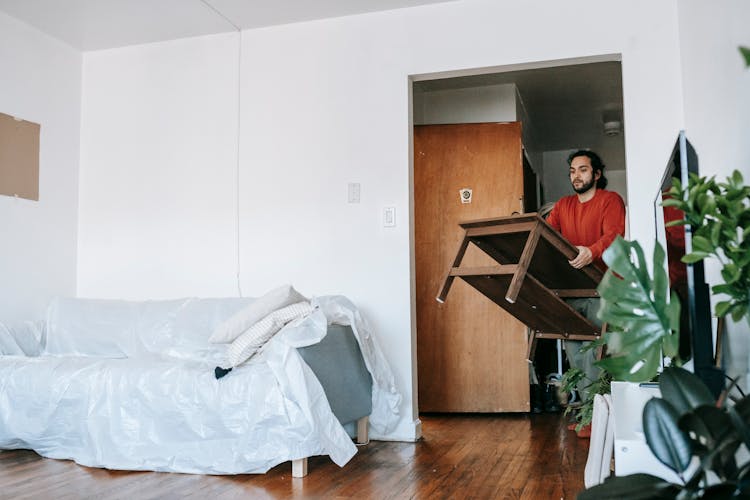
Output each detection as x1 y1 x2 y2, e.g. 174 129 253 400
546 150 626 401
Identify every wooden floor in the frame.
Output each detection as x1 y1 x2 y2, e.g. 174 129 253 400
0 413 588 499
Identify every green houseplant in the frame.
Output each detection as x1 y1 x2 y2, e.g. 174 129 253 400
579 366 750 499
560 237 679 432
663 170 750 323
564 167 749 428
575 170 750 498
591 166 749 381
595 238 682 382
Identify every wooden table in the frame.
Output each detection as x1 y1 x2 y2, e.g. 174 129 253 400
438 214 606 358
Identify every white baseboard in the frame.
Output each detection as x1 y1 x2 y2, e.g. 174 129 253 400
370 417 422 442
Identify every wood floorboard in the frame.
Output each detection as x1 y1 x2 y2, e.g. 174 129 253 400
0 413 589 499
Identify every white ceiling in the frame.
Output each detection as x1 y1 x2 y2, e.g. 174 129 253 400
0 0 455 51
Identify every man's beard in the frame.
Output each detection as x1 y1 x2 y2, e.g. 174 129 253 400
572 177 596 194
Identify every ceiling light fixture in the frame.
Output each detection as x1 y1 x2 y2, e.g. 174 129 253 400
602 108 622 137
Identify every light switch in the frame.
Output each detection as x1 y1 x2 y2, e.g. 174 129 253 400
383 206 396 227
348 183 360 203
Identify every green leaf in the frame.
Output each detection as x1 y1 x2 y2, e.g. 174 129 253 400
710 220 722 247
682 252 708 264
679 405 739 477
678 406 729 446
728 396 750 450
653 241 668 311
576 473 680 499
712 284 735 295
597 238 681 381
732 169 745 184
597 342 662 382
715 301 732 318
720 263 741 284
643 398 693 473
691 235 714 254
659 367 715 415
665 219 688 228
731 304 748 322
703 483 740 497
741 46 750 67
561 367 585 393
739 465 750 497
662 291 682 359
662 198 683 208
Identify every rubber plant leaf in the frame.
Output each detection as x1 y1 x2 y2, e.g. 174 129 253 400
643 398 693 474
679 405 739 478
728 396 750 450
738 464 750 497
703 484 741 497
596 238 680 382
577 473 679 499
658 367 714 415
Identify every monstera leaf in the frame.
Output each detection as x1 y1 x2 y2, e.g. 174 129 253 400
595 238 681 382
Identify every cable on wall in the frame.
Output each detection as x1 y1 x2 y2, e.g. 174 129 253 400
199 1 244 297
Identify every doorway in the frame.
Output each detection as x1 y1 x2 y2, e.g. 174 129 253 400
411 56 628 413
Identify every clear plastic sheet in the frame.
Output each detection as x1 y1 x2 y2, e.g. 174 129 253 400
0 320 43 356
0 295 400 474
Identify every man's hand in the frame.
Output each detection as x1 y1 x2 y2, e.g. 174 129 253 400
569 246 593 269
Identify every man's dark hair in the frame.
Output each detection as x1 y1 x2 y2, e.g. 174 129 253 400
567 149 608 189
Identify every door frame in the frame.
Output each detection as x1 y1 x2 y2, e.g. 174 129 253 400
407 54 628 416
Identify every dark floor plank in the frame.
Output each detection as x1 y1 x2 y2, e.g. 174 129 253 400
0 413 588 499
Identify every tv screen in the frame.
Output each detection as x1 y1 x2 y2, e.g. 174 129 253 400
654 131 724 396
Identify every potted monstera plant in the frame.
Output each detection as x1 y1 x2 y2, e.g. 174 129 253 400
560 236 678 434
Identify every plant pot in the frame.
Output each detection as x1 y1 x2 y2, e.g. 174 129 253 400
610 381 689 483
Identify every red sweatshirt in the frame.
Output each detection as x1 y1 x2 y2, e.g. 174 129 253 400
546 189 626 270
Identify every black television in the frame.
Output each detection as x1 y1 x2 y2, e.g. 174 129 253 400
654 131 724 396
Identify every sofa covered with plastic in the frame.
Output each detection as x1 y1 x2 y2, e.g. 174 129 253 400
0 294 401 475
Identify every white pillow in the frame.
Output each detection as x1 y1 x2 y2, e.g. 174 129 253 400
209 285 306 344
225 301 313 368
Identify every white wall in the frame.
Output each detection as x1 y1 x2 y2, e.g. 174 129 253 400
77 0 689 440
413 83 517 124
678 0 750 178
0 12 81 322
78 33 240 299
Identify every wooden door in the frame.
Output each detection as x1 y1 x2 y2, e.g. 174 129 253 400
415 122 529 412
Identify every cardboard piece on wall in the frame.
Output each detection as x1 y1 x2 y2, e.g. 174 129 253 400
0 111 40 201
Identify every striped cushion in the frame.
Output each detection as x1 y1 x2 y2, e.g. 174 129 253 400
226 301 313 368
209 285 306 344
